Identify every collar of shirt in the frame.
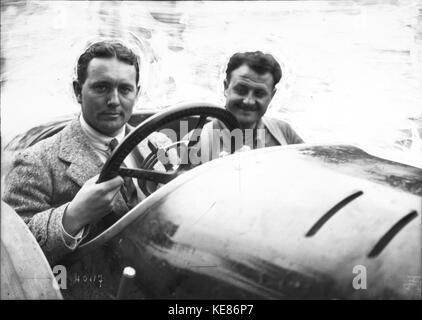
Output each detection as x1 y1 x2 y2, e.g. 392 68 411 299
242 118 266 149
79 115 126 152
254 118 267 148
215 117 265 131
215 117 270 150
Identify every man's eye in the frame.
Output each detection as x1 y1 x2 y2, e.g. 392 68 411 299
93 85 108 93
234 86 248 95
120 87 133 94
255 91 266 98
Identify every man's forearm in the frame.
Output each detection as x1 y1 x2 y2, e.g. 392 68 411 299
23 203 81 264
62 202 86 236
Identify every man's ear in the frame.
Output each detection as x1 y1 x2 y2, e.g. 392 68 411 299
271 88 277 99
223 79 229 97
133 85 141 103
73 81 82 104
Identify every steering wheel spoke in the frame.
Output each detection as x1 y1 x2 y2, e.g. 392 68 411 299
117 167 175 184
187 115 208 148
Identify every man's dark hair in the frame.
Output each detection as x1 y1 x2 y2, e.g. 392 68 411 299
76 40 140 85
225 51 282 87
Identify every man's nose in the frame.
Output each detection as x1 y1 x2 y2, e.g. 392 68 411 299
107 88 120 107
243 92 256 105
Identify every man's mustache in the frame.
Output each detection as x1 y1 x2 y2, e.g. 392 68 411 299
234 102 259 111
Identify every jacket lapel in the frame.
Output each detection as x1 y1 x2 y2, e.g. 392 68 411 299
261 117 287 146
58 119 103 186
58 118 129 215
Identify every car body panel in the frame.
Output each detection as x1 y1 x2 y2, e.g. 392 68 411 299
1 202 62 300
71 144 421 299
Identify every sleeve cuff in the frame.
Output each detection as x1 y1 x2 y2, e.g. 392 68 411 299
61 205 85 250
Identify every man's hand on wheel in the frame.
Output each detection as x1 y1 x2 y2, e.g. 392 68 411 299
63 174 124 236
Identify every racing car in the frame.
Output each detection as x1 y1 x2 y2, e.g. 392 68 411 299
1 103 421 300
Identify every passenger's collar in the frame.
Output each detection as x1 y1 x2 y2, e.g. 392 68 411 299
79 115 126 151
255 118 265 130
238 118 265 131
214 117 265 131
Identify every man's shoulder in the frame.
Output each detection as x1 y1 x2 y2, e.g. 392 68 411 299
261 116 304 144
15 119 79 161
262 116 293 130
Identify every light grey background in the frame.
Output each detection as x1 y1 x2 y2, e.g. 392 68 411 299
1 0 421 166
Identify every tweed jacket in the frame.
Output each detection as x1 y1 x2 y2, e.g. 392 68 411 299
2 118 170 266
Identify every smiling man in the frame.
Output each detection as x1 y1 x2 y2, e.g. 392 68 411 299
2 41 171 269
194 51 304 162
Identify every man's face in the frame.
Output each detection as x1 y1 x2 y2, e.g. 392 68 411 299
224 64 275 129
75 57 139 136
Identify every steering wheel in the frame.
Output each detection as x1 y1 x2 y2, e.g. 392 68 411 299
97 102 239 193
69 104 239 265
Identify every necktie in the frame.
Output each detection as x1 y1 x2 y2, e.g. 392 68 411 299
109 138 138 210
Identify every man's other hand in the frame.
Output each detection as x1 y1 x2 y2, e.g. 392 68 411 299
63 175 124 236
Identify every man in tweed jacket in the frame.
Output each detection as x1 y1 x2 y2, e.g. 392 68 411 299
3 41 169 270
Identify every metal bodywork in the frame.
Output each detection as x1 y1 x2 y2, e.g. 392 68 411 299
1 202 62 300
74 144 422 299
